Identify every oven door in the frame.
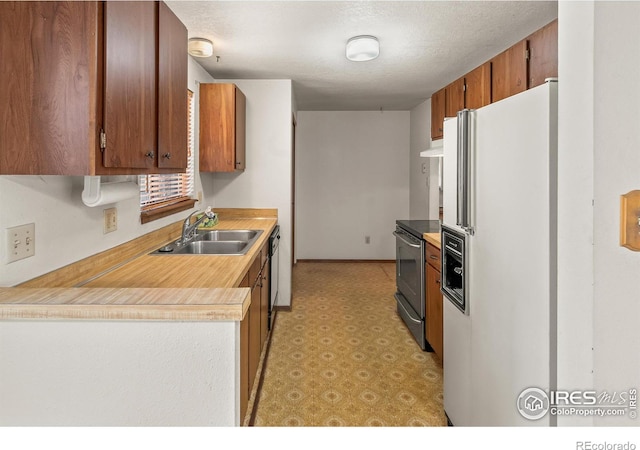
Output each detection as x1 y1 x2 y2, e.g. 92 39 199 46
441 226 467 314
393 227 425 317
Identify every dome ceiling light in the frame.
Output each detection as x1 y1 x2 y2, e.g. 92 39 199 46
188 38 213 58
346 35 379 62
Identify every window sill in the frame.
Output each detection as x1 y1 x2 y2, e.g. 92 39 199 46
140 197 197 224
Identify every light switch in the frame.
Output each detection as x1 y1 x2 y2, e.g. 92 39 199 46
6 223 35 263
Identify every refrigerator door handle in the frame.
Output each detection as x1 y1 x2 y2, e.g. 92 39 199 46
456 109 473 233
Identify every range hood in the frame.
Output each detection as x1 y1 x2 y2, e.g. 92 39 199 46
420 148 443 158
420 142 443 158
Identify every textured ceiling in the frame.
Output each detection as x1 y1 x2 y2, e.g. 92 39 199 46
167 1 558 111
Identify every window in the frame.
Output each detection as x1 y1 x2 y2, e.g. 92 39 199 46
139 90 196 223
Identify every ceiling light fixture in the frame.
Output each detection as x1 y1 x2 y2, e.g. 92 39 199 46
188 38 213 58
346 35 379 62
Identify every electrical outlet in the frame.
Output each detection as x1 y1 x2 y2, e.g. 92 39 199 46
104 207 117 234
197 191 203 202
422 162 428 174
6 223 35 263
365 236 370 244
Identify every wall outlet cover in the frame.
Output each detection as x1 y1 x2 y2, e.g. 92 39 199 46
104 208 117 234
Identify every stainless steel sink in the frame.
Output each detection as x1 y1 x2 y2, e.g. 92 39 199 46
196 229 261 242
150 229 263 256
173 241 250 255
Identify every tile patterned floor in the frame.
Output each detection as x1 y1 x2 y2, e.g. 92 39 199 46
253 262 446 426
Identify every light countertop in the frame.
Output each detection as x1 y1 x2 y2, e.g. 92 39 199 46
423 232 441 249
0 212 277 321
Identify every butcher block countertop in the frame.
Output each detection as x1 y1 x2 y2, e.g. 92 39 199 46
0 287 250 321
0 209 277 322
83 217 276 289
423 232 441 249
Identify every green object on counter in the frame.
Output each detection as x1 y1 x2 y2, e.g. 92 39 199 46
196 213 219 229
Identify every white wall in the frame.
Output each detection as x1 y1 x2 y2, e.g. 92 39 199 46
0 321 239 426
296 111 410 260
592 1 640 426
207 79 294 307
409 99 440 220
558 1 640 426
556 1 595 426
0 57 215 287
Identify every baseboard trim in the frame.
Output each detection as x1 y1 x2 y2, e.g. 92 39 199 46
274 305 292 312
296 259 395 264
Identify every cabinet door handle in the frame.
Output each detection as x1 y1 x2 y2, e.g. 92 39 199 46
236 161 242 166
145 151 155 159
429 255 438 260
163 153 171 159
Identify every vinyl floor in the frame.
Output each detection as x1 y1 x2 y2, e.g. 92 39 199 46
252 262 446 427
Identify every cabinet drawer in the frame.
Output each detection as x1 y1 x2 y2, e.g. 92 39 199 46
425 243 441 271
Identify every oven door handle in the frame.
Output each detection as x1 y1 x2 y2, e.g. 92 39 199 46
393 231 422 249
396 297 422 324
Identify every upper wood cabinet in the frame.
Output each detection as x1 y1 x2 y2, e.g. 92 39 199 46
431 62 491 139
492 39 528 103
528 19 558 89
0 1 99 175
465 62 492 110
199 83 247 173
429 19 557 129
102 1 157 171
445 77 465 118
157 1 188 170
430 88 446 140
0 1 188 176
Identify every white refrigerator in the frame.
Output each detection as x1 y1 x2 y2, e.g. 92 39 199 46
442 80 558 426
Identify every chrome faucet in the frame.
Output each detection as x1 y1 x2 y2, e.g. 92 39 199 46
178 207 215 245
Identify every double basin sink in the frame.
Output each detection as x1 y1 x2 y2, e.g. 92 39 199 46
151 229 263 256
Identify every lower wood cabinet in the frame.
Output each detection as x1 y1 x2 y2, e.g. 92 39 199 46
248 269 261 394
426 263 443 360
239 273 250 422
425 243 443 361
239 238 272 423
